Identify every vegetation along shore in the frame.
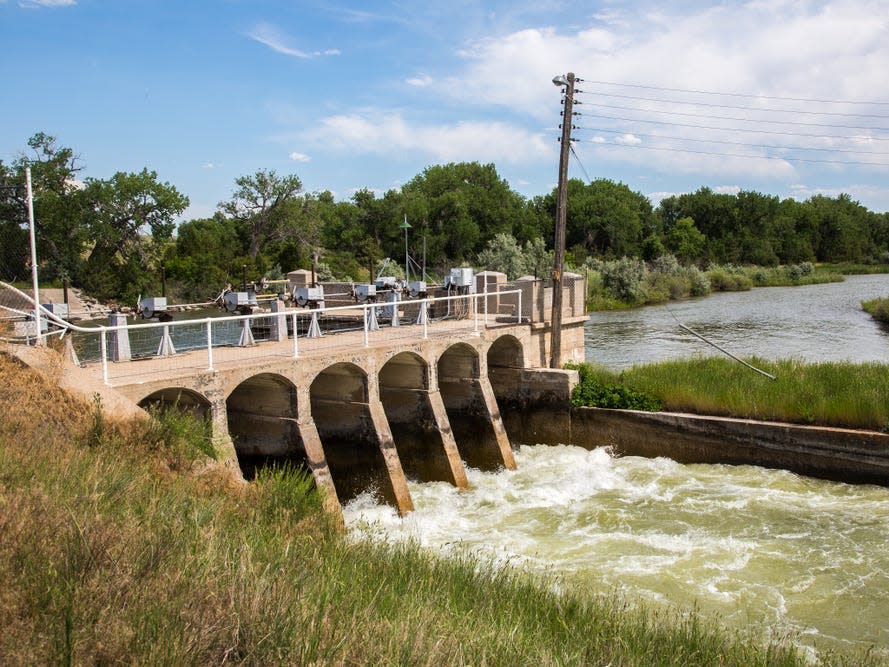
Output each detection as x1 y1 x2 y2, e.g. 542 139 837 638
568 359 889 433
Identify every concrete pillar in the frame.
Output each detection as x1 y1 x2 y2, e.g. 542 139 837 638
477 375 516 469
368 399 414 515
427 390 469 488
108 312 131 361
294 418 342 516
209 398 244 479
269 299 288 342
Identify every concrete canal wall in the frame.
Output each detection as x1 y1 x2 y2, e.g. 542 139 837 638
512 387 889 487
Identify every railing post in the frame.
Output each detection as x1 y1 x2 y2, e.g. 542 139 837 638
484 281 488 326
206 319 214 371
423 299 429 339
363 305 369 347
100 328 109 385
518 290 522 324
292 312 299 358
474 292 479 332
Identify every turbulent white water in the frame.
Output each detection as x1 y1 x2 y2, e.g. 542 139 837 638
344 444 889 657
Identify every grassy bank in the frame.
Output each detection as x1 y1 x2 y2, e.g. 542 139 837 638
584 257 848 311
570 358 889 432
862 296 889 324
2 351 865 666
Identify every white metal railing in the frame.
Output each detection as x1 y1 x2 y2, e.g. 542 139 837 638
2 282 524 385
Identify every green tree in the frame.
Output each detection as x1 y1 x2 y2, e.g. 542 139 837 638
665 217 707 265
79 169 188 301
219 169 303 260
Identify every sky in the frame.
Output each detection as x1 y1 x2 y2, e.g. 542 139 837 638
2 0 889 224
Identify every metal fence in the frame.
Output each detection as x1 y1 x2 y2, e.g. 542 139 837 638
2 281 522 386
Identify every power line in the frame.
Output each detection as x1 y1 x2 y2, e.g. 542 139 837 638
581 79 889 107
575 126 889 156
575 90 889 120
588 101 889 132
574 137 889 166
585 111 889 141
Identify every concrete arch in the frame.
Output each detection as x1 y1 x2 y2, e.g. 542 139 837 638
138 387 212 420
438 343 515 471
487 334 525 370
226 373 306 480
311 362 412 512
379 352 467 487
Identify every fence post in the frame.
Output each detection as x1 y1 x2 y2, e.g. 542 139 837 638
363 305 369 347
100 328 109 385
206 319 214 371
292 312 299 358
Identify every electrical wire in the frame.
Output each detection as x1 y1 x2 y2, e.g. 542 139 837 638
574 90 889 120
575 126 889 156
573 138 889 166
580 79 889 106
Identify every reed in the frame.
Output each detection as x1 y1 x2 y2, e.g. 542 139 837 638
579 358 889 432
0 351 875 666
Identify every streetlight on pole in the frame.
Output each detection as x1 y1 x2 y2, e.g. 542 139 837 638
550 72 575 368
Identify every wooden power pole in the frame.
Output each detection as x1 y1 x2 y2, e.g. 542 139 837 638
550 72 575 368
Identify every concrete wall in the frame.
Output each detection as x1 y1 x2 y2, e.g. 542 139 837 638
571 407 889 487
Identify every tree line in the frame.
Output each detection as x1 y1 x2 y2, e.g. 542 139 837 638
2 132 888 304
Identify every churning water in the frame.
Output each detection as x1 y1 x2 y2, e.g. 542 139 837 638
346 445 889 657
345 275 889 657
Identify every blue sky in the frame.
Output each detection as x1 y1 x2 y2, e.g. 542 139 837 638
2 0 889 223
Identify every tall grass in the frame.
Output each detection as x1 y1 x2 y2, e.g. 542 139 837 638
578 358 889 432
0 350 874 665
862 296 889 324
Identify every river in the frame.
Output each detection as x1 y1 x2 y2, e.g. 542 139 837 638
344 274 889 659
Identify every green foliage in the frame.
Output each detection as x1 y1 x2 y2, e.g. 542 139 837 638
862 296 889 324
475 232 553 279
618 358 889 432
566 362 663 411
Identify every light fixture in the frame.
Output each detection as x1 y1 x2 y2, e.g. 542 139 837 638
552 74 569 87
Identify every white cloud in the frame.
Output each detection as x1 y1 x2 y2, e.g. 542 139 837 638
19 0 75 6
202 162 220 169
289 151 311 163
714 185 742 196
437 1 889 183
406 74 433 87
308 111 554 165
247 23 340 59
615 133 642 146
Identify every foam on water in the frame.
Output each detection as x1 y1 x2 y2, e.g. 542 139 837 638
344 444 889 656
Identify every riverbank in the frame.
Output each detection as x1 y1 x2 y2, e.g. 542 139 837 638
584 260 879 312
568 359 889 433
2 351 838 666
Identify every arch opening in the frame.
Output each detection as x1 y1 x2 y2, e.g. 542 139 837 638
310 363 398 506
438 343 505 471
379 352 462 485
487 335 526 443
138 388 213 446
226 373 307 481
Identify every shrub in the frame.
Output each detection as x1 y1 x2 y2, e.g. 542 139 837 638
862 296 889 324
600 257 648 303
566 362 662 411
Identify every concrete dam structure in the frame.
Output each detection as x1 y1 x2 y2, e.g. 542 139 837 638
59 274 590 516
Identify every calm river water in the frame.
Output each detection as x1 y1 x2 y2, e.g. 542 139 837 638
345 275 889 659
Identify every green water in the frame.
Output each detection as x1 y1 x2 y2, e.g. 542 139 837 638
346 445 889 660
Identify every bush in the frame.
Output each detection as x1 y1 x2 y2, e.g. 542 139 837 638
862 296 889 324
566 362 663 411
600 257 648 303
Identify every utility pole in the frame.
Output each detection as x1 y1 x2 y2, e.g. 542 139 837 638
550 72 575 368
25 167 43 345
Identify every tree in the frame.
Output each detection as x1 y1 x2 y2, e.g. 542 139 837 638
80 169 188 301
219 169 303 260
665 217 707 265
0 133 86 282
